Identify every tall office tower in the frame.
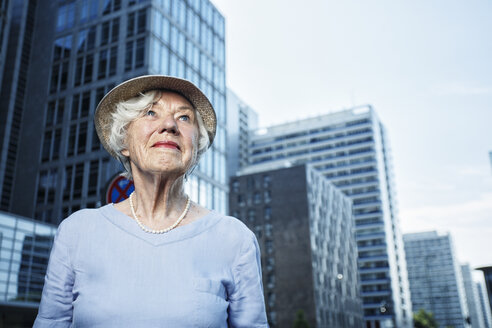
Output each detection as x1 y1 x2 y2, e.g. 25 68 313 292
477 278 492 328
229 165 364 328
403 231 470 328
0 0 37 212
0 211 57 325
7 0 227 224
462 264 486 328
241 105 412 328
226 88 258 178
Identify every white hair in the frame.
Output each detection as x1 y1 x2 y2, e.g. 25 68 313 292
107 90 210 179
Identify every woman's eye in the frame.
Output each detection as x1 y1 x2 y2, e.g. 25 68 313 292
178 115 190 122
146 110 156 117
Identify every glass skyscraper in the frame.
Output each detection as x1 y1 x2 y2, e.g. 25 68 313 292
5 0 227 224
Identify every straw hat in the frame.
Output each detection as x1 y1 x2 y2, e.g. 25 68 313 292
94 75 217 159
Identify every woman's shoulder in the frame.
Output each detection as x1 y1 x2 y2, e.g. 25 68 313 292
58 205 110 235
207 211 256 244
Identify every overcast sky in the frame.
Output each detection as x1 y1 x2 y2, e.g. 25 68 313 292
212 0 492 268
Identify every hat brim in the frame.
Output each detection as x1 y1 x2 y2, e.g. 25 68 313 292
94 75 217 159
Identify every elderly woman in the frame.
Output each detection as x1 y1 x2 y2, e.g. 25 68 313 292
34 75 268 327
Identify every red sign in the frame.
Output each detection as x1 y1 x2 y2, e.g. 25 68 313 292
105 174 134 204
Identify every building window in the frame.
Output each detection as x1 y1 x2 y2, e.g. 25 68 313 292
36 169 57 205
267 292 275 308
71 91 91 120
80 0 99 23
98 46 118 79
269 311 277 326
267 273 275 289
231 180 239 193
50 35 72 93
125 41 133 71
152 10 170 43
266 240 273 254
247 209 256 223
265 223 273 238
45 99 65 127
56 3 75 32
101 21 110 45
88 160 99 195
127 9 147 37
77 26 96 53
135 37 145 68
237 194 244 207
125 37 146 71
42 99 65 162
254 226 263 239
84 54 93 83
102 0 121 15
73 163 84 199
91 128 101 151
253 192 261 204
77 122 88 154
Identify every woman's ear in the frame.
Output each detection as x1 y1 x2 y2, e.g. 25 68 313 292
121 148 129 157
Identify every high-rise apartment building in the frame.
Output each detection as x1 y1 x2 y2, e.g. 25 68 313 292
241 105 412 328
462 264 487 328
229 165 364 328
403 231 470 328
226 88 258 178
4 0 227 225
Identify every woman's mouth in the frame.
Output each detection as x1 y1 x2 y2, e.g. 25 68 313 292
153 141 180 150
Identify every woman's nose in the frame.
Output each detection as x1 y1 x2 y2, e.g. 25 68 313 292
159 115 178 135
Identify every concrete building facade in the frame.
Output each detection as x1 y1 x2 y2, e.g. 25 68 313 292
403 231 470 328
3 0 227 225
229 165 364 328
241 105 412 328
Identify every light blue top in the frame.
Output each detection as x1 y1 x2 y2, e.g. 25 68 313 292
34 204 268 327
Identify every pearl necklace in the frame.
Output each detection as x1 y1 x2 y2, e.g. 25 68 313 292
129 192 191 234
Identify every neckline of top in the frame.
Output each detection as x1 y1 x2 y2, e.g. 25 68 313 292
98 203 221 246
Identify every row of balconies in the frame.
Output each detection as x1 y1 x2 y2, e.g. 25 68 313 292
250 120 373 149
251 139 375 165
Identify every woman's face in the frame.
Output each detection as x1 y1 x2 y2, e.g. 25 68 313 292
121 91 199 178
